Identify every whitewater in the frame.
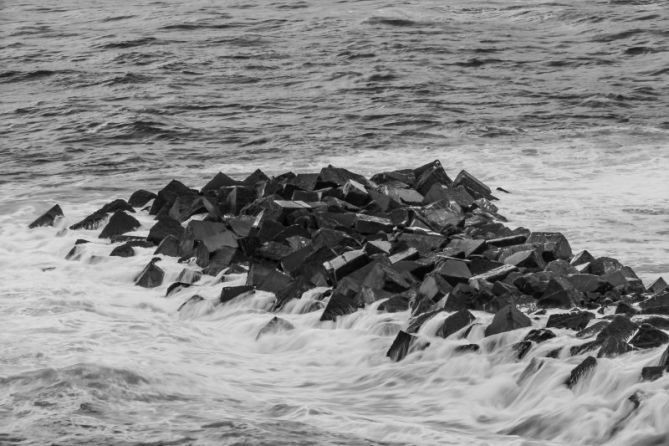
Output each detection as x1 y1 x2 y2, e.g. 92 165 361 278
1 0 669 445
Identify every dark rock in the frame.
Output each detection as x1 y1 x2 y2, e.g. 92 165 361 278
576 320 609 339
386 330 428 362
513 340 533 360
565 356 597 389
588 257 624 276
98 211 140 239
255 316 295 340
648 277 668 295
547 312 595 331
407 309 442 334
640 292 669 311
597 336 633 358
378 294 411 313
469 264 517 283
135 260 164 288
526 232 572 261
340 180 370 206
227 186 258 215
323 249 371 283
524 329 556 344
545 259 578 276
568 274 601 293
660 345 669 369
485 305 532 337
452 170 493 200
147 218 185 245
629 324 669 349
200 172 239 194
641 366 664 382
355 214 393 234
436 309 475 339
154 235 181 257
128 190 156 207
166 282 191 297
177 295 205 312
176 268 201 284
150 180 197 215
110 243 135 257
503 249 545 269
615 302 638 316
570 250 594 266
596 315 638 341
641 316 669 330
414 161 453 195
418 273 453 302
435 259 472 284
29 204 64 228
397 233 447 256
319 291 361 322
454 344 480 353
220 285 254 304
318 165 368 188
486 234 528 248
243 169 269 186
167 194 205 222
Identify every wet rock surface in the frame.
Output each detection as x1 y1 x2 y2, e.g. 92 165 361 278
31 161 669 388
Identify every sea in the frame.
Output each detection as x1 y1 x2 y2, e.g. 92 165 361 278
1 0 668 445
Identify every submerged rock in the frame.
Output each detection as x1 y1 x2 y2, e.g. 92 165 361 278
565 356 597 389
98 211 140 239
29 204 64 228
386 330 428 362
135 259 164 288
255 316 295 340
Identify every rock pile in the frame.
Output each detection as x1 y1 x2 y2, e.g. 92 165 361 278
30 160 669 386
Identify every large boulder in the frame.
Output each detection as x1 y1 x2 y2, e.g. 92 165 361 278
147 217 185 245
436 309 475 339
629 324 669 349
546 311 594 331
135 259 164 288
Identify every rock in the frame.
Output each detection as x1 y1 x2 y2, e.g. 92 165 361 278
660 345 669 369
128 189 156 207
615 302 638 316
452 170 493 200
220 285 254 304
597 337 633 358
255 316 295 340
355 214 393 234
418 274 453 303
588 257 624 276
454 344 480 353
166 282 191 297
485 234 528 248
149 179 197 215
570 250 594 266
629 324 669 349
135 259 164 288
641 316 669 330
596 315 638 342
640 292 669 311
546 312 595 331
201 172 239 194
469 264 517 283
176 295 205 312
436 309 475 339
243 168 269 186
323 250 371 283
538 278 580 308
147 217 185 245
640 366 664 382
319 291 361 322
378 294 411 312
568 274 601 293
565 356 597 389
386 330 428 362
414 161 453 195
110 243 134 257
318 165 368 188
503 249 545 269
526 232 572 261
227 186 258 215
98 211 140 239
514 340 533 360
485 305 532 337
576 321 609 339
648 277 668 295
524 329 556 343
29 204 63 228
168 194 205 222
545 260 578 276
154 235 181 257
435 259 472 284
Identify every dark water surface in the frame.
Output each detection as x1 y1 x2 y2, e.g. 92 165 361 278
1 1 669 445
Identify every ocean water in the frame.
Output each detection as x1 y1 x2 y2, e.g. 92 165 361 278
1 0 669 445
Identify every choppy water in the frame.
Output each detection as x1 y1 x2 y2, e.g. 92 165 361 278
1 0 668 444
